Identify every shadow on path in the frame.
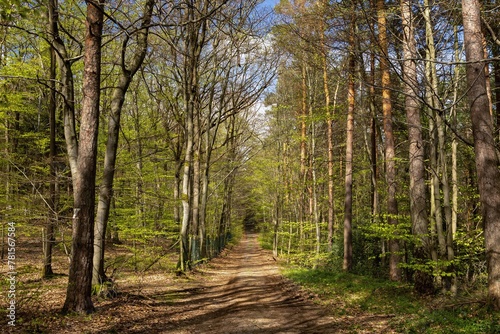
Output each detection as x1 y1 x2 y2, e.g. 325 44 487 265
97 233 394 334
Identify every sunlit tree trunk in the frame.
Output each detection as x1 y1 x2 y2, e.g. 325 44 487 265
343 16 355 272
377 0 401 281
320 0 335 251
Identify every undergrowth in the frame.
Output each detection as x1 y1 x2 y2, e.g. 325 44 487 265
282 268 500 333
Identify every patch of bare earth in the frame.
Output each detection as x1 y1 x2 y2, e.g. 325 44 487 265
4 233 396 333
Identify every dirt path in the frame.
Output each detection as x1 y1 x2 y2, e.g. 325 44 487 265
13 233 395 333
161 233 336 334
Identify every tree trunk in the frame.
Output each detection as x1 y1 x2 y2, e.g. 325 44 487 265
322 12 335 252
451 25 460 243
369 28 379 224
43 36 58 279
311 122 320 268
377 0 401 281
191 116 201 263
62 0 104 314
179 101 193 271
462 0 500 309
343 39 355 272
494 41 500 142
401 0 433 294
300 60 308 223
92 0 154 286
48 0 78 179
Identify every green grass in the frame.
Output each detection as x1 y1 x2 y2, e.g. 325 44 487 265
282 268 500 333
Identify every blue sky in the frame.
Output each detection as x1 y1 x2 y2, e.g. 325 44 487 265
261 0 280 8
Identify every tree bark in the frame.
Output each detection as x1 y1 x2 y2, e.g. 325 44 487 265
63 0 104 314
92 0 154 286
377 0 401 281
48 0 78 179
321 2 335 252
43 31 58 278
401 0 433 294
343 29 355 271
462 0 500 309
179 1 208 271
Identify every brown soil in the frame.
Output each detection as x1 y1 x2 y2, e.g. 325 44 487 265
5 233 395 333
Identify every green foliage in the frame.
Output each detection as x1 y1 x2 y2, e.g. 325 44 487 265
400 304 500 334
453 229 487 286
0 0 30 21
283 268 419 316
283 267 500 333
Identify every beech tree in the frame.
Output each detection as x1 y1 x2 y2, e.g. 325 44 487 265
92 0 155 287
62 0 104 314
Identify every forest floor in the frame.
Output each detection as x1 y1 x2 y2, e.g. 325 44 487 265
2 232 400 333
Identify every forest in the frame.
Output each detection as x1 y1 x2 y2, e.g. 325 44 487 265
1 0 500 332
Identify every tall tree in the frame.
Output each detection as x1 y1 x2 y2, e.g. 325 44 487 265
376 0 401 281
343 11 355 272
320 0 335 252
400 0 432 293
462 0 500 309
42 12 58 278
179 0 208 271
92 0 155 287
62 0 104 314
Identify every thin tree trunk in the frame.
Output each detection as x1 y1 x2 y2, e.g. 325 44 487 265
423 0 446 263
133 92 145 227
401 0 433 294
494 41 500 141
311 122 320 268
343 18 355 272
173 133 183 227
322 17 335 252
191 116 201 263
377 0 401 281
43 37 58 278
369 31 379 223
92 0 154 286
451 25 460 241
62 0 104 314
462 0 500 309
179 104 193 271
300 60 308 224
179 2 208 270
48 0 78 179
